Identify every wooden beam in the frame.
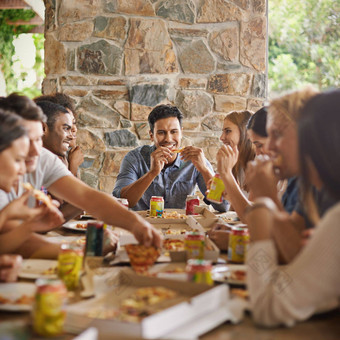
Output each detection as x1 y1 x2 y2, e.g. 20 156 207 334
29 25 43 33
0 0 30 9
7 14 43 25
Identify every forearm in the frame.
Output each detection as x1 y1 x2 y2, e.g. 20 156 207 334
221 172 251 222
59 202 83 222
14 233 61 259
120 172 157 208
0 223 33 254
198 166 214 188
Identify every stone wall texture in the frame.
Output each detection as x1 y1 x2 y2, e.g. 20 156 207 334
43 0 267 193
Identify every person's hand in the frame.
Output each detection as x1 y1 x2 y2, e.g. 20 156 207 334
103 229 120 255
0 255 22 282
180 146 208 173
216 143 239 176
68 146 84 176
131 218 163 248
245 155 279 201
2 190 53 222
26 201 65 233
150 147 173 176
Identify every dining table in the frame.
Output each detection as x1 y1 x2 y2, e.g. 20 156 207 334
1 211 339 340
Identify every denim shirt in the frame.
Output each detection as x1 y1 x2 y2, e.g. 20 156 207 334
113 145 229 212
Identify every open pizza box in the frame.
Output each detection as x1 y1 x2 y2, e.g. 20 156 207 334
112 216 220 263
65 269 231 339
136 206 219 225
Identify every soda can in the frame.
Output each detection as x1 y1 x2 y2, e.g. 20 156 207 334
184 231 205 260
32 278 67 336
85 221 106 256
186 259 213 285
57 244 83 290
185 195 200 215
150 196 164 217
206 174 225 203
228 226 250 263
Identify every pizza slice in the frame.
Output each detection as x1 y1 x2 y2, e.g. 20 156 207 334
125 244 160 272
172 147 184 154
22 182 54 208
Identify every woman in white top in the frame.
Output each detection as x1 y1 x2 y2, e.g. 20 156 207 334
244 88 340 327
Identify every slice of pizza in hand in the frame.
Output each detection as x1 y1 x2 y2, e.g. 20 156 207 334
172 147 184 154
22 182 54 208
125 244 161 273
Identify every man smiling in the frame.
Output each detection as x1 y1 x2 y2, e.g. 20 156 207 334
113 104 229 212
36 101 73 161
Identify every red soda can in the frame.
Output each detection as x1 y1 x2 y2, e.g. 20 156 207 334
185 195 200 215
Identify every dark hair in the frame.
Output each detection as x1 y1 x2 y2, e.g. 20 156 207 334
225 111 256 189
0 93 46 122
0 109 27 153
299 89 340 222
148 105 183 132
36 101 69 130
34 92 75 114
247 107 268 137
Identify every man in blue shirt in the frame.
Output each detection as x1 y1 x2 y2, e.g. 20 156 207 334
113 105 229 212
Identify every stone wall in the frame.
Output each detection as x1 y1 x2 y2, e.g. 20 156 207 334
43 0 267 193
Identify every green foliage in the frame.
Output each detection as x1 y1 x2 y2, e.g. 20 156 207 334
0 9 36 95
268 0 340 96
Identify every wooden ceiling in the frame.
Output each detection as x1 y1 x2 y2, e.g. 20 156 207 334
0 0 44 33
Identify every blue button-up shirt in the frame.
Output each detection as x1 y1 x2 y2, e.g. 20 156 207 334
113 145 229 212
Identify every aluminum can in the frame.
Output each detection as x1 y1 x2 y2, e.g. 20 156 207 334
206 174 225 203
150 196 164 217
85 221 106 256
186 259 213 285
57 244 83 290
116 198 129 208
228 226 250 263
32 278 67 336
184 231 205 260
185 195 200 215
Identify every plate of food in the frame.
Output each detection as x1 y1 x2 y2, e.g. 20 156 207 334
212 264 247 285
19 259 58 280
62 220 100 232
0 283 36 311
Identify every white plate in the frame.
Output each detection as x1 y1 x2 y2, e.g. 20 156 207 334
19 259 58 280
0 283 36 311
212 264 247 285
62 220 98 232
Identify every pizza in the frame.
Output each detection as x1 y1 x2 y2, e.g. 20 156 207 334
172 148 184 154
0 294 34 305
230 269 246 282
22 183 54 208
75 223 87 230
86 286 178 323
163 239 185 251
125 244 160 272
163 228 189 235
230 288 249 299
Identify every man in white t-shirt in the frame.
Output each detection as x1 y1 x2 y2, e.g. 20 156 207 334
0 94 161 252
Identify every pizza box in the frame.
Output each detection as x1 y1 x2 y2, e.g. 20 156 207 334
65 270 230 339
136 206 218 225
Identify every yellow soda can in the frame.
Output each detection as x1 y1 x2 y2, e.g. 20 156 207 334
33 278 67 336
186 259 213 285
58 244 83 290
150 196 164 217
228 226 250 263
206 174 225 203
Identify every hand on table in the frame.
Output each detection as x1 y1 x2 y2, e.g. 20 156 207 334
103 229 120 255
0 254 22 282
